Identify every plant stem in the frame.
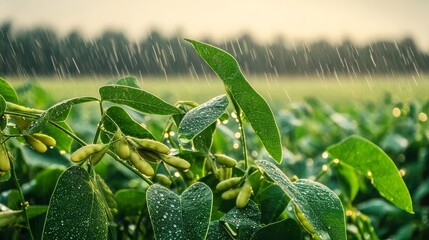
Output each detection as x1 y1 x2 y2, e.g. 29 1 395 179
92 101 105 144
49 121 87 146
236 110 249 170
9 152 34 240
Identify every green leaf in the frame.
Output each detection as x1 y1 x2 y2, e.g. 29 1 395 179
26 96 98 134
115 189 146 216
99 85 182 115
0 77 18 103
327 135 414 213
192 123 216 153
207 200 261 240
42 121 74 152
104 106 155 140
252 218 301 240
42 166 108 240
178 94 228 142
256 160 346 240
186 39 282 162
27 166 66 198
255 183 289 224
0 95 5 115
114 76 140 88
334 162 359 202
20 145 71 167
147 182 212 240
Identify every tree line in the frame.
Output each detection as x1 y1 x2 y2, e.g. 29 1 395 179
1 22 428 78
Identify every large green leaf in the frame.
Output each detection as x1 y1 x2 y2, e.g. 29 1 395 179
99 85 182 115
252 218 301 240
0 77 18 103
255 183 289 224
115 189 146 216
207 200 261 240
26 96 98 134
327 135 413 213
146 182 212 240
42 166 108 240
256 160 346 240
178 94 228 142
104 106 155 140
186 39 282 162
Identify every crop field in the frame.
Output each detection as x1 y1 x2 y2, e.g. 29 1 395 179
8 74 429 110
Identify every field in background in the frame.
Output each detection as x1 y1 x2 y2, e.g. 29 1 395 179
7 74 429 110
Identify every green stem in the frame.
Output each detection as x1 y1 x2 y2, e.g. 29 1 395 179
92 101 105 144
49 121 87 146
236 111 249 170
9 151 34 240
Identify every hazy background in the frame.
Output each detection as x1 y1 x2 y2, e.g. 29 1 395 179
1 0 428 50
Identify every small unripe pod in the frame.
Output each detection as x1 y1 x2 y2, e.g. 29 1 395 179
0 144 11 172
236 181 253 208
133 138 170 154
221 188 241 200
24 135 47 153
32 133 56 147
295 205 317 235
160 154 190 169
215 154 237 168
70 144 107 163
129 151 155 176
154 174 172 187
216 177 243 192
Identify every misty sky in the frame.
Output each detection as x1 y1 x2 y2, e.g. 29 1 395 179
1 0 428 50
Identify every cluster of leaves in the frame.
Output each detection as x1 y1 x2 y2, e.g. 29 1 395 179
0 39 418 240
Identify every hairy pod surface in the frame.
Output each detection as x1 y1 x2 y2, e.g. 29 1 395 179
70 144 107 163
154 174 172 187
236 180 253 208
113 139 131 160
215 154 237 168
160 154 190 169
221 188 241 200
216 177 243 192
0 144 11 171
32 133 56 147
133 138 170 154
24 135 48 153
129 151 155 176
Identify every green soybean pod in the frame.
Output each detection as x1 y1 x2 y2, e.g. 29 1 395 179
160 154 190 169
129 150 155 176
114 139 131 160
70 144 107 163
133 138 170 154
0 144 11 172
89 147 108 165
236 180 253 208
32 133 56 147
216 177 242 192
154 174 172 187
294 205 317 236
24 135 47 153
221 188 241 200
138 150 161 162
215 154 237 168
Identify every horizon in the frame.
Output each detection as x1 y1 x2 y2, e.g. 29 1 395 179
1 0 428 51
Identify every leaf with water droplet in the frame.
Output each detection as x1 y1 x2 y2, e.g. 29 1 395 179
42 166 108 240
26 96 98 134
186 39 282 163
178 94 228 142
207 200 261 240
147 182 212 240
256 160 346 240
99 85 182 115
327 135 414 213
0 76 18 103
113 76 140 89
252 218 301 240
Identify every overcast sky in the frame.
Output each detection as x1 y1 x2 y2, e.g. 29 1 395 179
1 0 428 50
